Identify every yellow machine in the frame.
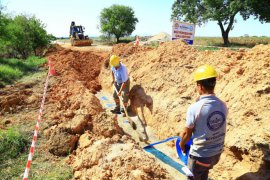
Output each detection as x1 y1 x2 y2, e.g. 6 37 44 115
69 21 93 46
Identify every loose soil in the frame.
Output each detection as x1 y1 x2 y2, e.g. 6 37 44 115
1 41 269 180
100 40 270 180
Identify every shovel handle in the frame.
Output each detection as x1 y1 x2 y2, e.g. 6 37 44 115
113 84 136 129
113 84 128 114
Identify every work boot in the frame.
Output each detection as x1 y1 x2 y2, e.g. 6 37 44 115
121 107 128 117
110 106 121 114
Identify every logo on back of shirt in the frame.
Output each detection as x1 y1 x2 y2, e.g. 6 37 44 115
207 111 225 131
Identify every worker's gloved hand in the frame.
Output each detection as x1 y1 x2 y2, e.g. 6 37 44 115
180 131 186 139
180 142 186 154
117 92 121 96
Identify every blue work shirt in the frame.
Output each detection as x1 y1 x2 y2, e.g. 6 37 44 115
186 94 228 157
111 62 129 84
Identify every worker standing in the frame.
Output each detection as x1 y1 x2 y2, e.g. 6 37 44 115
180 65 228 180
109 55 130 115
70 21 75 37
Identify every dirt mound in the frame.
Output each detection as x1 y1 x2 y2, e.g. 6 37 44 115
56 110 171 179
92 113 124 138
147 32 172 42
48 49 104 93
70 140 169 179
67 114 169 180
46 44 64 54
47 127 79 156
112 42 153 58
0 81 43 130
0 82 39 114
100 40 270 179
42 46 171 179
43 47 106 156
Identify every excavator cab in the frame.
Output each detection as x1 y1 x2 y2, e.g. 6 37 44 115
70 21 92 46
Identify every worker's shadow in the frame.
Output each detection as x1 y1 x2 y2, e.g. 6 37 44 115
234 145 270 180
128 85 153 141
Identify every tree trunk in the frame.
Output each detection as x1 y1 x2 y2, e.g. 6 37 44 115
218 13 236 47
222 31 229 47
116 36 120 43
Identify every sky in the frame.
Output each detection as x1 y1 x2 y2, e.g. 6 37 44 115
1 0 270 38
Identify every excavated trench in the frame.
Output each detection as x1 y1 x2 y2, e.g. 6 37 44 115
99 41 270 180
42 45 175 179
4 42 267 179
46 41 270 179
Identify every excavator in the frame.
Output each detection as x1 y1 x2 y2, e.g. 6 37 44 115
69 21 93 46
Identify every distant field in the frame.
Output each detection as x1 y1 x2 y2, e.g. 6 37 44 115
56 36 136 45
194 36 270 48
56 36 270 48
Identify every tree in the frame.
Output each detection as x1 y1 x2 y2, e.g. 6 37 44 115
0 4 53 58
6 15 33 58
171 0 270 46
0 4 11 54
5 15 53 58
99 5 138 43
28 16 53 55
243 0 270 22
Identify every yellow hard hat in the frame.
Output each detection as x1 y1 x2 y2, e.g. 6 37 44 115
109 55 120 67
193 65 218 81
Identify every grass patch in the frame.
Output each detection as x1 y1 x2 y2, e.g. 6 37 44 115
194 46 219 51
0 128 29 163
89 36 136 45
29 161 73 180
0 56 46 86
148 41 160 48
0 128 72 179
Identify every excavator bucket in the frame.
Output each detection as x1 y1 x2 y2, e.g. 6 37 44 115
72 39 93 46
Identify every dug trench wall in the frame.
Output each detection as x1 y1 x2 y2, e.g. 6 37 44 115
99 40 270 179
43 45 172 179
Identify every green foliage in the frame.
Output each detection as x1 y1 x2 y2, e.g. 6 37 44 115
0 56 46 85
0 9 54 59
0 65 23 83
96 35 136 45
4 15 54 59
0 128 72 180
0 10 12 54
27 17 53 55
99 34 112 42
0 128 28 163
243 0 270 22
6 16 33 58
0 153 28 179
149 41 160 48
171 0 270 46
118 36 136 43
195 46 219 51
100 4 138 43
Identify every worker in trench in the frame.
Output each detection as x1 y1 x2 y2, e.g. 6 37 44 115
180 65 228 180
109 55 130 116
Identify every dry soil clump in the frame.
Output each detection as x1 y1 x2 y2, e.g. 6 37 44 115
99 40 270 179
43 45 170 179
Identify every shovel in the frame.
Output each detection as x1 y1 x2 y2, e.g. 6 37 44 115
113 84 137 130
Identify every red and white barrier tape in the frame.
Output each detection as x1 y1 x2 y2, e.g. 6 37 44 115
23 61 53 180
